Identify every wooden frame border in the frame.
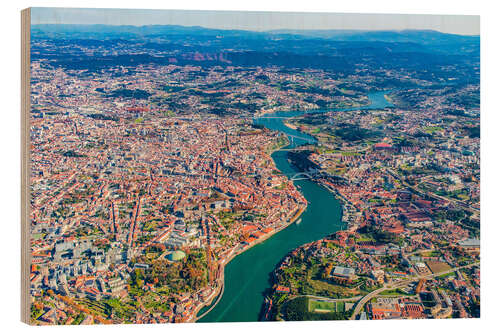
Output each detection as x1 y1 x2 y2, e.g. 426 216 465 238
21 7 31 325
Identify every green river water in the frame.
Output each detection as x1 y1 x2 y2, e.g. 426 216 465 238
198 91 393 322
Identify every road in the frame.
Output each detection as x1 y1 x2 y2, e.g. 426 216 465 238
349 261 479 320
288 294 362 303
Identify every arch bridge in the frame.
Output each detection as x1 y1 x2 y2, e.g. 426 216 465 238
288 170 321 181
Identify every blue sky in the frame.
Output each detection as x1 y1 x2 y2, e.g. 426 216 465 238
31 7 480 35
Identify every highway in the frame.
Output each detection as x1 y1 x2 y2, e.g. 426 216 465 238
288 294 362 303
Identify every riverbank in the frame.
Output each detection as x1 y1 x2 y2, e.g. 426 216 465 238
283 122 298 130
253 93 377 118
318 179 360 232
192 205 307 322
192 137 307 322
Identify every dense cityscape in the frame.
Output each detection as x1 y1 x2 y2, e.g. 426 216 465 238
28 21 479 324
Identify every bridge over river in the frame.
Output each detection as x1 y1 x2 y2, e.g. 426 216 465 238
197 91 394 323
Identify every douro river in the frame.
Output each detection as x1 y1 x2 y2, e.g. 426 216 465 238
198 91 392 322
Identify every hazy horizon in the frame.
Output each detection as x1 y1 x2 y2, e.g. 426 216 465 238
30 7 480 36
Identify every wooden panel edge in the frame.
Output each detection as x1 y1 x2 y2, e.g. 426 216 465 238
21 7 31 325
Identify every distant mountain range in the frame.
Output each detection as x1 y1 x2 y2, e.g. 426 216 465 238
32 24 479 42
30 24 479 83
267 28 478 43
